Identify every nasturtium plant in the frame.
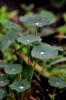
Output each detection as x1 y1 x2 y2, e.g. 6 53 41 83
4 64 22 75
0 89 6 99
0 31 17 51
0 5 66 100
0 75 9 87
20 11 56 27
17 34 41 45
31 42 58 60
9 79 31 93
48 77 66 89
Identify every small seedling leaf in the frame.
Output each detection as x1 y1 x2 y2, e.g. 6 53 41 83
9 79 31 93
17 34 41 45
4 64 22 75
31 43 58 60
20 11 56 27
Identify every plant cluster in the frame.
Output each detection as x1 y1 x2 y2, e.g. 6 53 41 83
0 6 66 100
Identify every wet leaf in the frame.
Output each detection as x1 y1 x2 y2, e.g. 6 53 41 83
20 12 56 27
9 79 31 93
17 34 41 45
48 77 66 88
31 43 58 60
0 89 6 99
0 75 9 87
4 64 22 75
0 31 17 51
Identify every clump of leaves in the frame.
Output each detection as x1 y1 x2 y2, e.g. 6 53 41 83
0 6 66 100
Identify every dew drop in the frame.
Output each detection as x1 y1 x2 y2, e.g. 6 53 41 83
8 40 11 44
36 22 39 26
19 86 24 89
11 68 15 72
40 51 45 55
27 39 30 42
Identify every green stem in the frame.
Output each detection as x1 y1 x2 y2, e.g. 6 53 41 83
49 89 56 100
30 61 36 82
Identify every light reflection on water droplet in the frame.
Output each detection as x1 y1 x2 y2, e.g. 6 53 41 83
27 39 30 42
55 82 60 85
40 52 45 55
11 68 15 72
36 22 39 26
19 86 24 89
8 41 11 44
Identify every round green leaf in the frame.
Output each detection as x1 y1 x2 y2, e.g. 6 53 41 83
0 75 9 87
20 14 49 27
4 64 22 75
9 79 31 93
17 34 41 45
31 43 58 60
48 77 66 89
20 12 56 27
0 89 6 99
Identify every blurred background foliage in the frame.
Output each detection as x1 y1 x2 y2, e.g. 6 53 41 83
0 0 66 14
